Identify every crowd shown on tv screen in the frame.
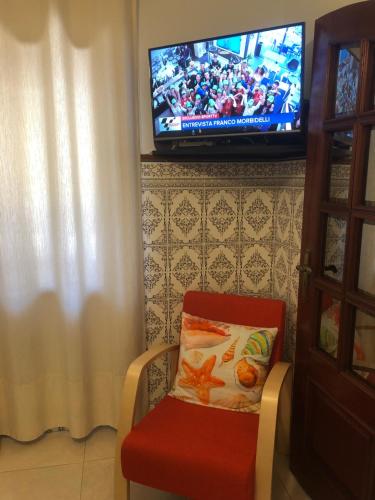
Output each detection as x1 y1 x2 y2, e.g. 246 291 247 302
152 47 301 126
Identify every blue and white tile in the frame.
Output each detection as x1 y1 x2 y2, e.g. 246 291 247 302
168 189 203 244
241 188 274 242
169 246 203 298
240 243 272 295
205 189 239 243
205 244 238 293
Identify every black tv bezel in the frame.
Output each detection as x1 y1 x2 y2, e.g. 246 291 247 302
148 21 306 144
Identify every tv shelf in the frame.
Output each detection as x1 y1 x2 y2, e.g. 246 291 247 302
149 132 306 162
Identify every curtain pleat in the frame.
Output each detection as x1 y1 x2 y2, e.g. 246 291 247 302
0 0 143 441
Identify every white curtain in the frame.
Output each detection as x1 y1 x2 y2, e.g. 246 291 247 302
0 0 144 441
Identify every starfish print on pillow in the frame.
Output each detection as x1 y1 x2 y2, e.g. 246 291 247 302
178 355 225 405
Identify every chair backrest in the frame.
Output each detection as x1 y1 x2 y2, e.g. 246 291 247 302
183 291 286 369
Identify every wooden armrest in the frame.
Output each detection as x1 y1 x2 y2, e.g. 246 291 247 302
255 362 292 500
117 342 180 441
114 343 179 499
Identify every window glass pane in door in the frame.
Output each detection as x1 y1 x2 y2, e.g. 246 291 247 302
352 309 375 388
319 292 341 358
335 46 360 117
328 130 353 203
369 47 375 109
364 127 375 206
323 216 347 282
358 221 375 296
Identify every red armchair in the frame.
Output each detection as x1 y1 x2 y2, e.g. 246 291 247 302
114 291 291 500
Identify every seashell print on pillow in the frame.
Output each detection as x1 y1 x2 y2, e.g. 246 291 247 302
169 312 278 412
181 314 231 350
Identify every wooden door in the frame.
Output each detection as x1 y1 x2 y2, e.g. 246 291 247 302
291 3 375 499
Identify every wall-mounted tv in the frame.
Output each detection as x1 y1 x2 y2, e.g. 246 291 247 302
148 22 305 154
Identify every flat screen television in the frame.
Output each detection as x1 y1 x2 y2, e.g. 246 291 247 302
148 22 306 157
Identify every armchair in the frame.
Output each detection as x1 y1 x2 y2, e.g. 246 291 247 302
115 291 292 500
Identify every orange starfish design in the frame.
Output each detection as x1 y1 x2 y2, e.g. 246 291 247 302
178 355 225 405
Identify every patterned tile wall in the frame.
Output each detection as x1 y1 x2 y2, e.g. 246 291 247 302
141 160 306 406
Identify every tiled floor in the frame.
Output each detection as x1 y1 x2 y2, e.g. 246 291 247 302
0 427 310 500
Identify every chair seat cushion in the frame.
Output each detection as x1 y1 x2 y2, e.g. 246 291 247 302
121 395 259 500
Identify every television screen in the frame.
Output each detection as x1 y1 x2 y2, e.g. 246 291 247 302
149 22 305 142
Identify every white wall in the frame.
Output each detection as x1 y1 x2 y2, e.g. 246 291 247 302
138 0 365 154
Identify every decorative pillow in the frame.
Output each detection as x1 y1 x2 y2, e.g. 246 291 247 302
168 312 278 413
